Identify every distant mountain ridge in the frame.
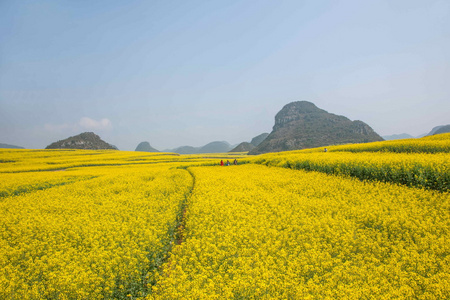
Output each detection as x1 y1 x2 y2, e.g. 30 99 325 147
171 146 199 155
429 125 450 135
249 101 383 154
197 141 232 153
382 133 415 140
46 132 117 150
165 141 233 154
383 124 450 140
0 143 24 149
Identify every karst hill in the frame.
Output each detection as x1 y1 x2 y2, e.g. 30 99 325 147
135 141 159 152
249 101 383 154
45 132 117 150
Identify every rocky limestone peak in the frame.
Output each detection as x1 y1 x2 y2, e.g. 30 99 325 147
249 101 383 155
46 132 117 150
273 101 327 131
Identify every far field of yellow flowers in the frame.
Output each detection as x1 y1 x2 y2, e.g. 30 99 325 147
1 133 449 299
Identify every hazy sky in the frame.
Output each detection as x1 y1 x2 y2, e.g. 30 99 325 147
1 0 449 150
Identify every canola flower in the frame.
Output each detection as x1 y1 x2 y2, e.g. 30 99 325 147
0 162 193 299
151 165 450 299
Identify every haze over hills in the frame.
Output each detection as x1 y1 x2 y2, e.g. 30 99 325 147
250 133 269 147
169 146 199 155
249 101 383 155
164 132 271 154
45 132 117 150
382 133 415 141
166 132 272 154
0 143 24 149
229 142 255 153
165 141 233 154
229 133 269 153
197 141 232 154
382 124 450 140
429 125 450 136
25 104 449 153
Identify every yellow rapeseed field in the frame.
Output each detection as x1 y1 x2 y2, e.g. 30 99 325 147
1 134 449 299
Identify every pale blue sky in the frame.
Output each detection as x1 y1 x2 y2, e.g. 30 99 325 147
1 0 449 150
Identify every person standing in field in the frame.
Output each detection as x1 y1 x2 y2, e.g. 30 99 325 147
234 159 237 165
220 160 224 166
226 160 230 166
